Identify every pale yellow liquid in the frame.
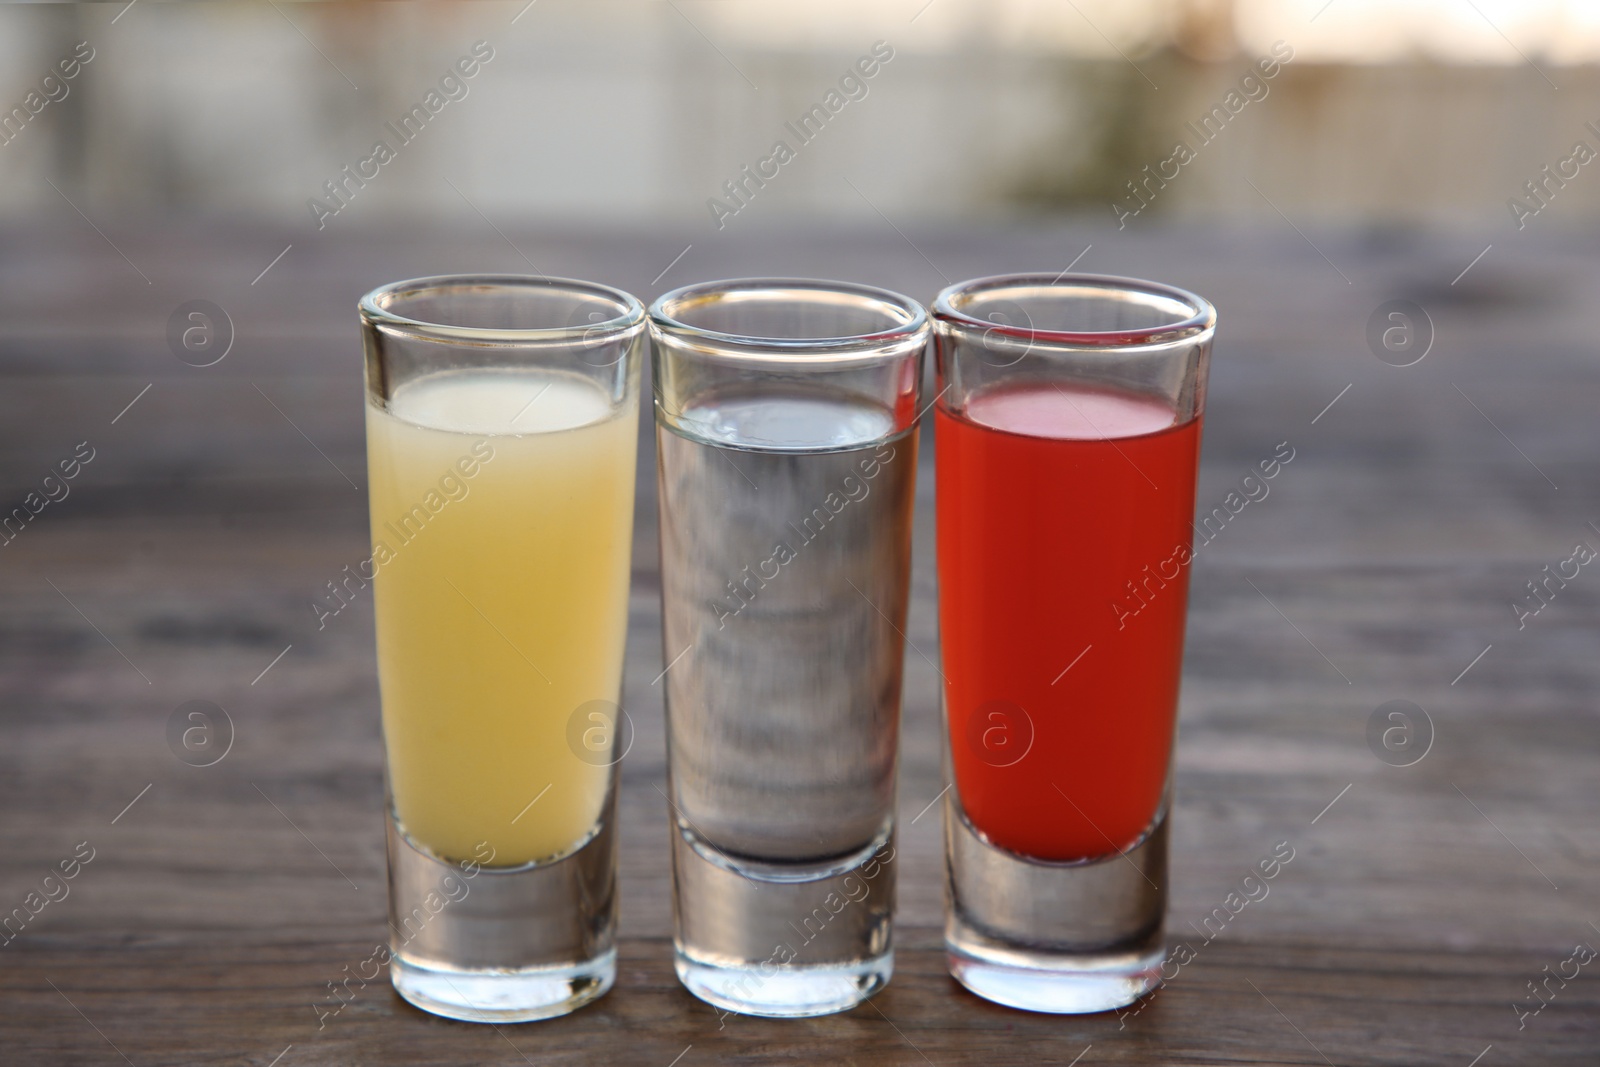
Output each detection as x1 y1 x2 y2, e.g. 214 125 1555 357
366 369 636 865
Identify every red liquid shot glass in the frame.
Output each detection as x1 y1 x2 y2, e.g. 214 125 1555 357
932 274 1215 1013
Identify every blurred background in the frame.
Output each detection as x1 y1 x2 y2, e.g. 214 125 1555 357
3 3 1598 1062
1 0 1597 231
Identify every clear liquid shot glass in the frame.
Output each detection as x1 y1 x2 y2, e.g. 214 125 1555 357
648 278 929 1018
932 273 1214 1013
360 275 644 1022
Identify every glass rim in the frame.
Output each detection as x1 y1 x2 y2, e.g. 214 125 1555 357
648 276 929 362
933 272 1216 348
359 273 647 345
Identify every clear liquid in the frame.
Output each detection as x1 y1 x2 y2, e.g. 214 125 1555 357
656 391 916 866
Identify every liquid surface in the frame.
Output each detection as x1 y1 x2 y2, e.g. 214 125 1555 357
936 382 1201 862
368 369 636 865
676 393 898 452
390 369 613 436
965 382 1176 440
657 394 915 864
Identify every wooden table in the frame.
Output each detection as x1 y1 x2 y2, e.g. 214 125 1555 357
1 221 1594 1065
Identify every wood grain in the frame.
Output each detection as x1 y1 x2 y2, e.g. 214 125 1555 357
0 223 1595 1065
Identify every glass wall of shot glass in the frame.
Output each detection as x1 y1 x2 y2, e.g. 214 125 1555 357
648 279 929 1018
932 273 1214 1014
360 274 645 1023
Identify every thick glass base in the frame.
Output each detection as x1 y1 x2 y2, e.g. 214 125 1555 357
670 823 896 1018
384 796 617 1024
391 950 616 1024
945 943 1162 1014
675 949 891 1019
943 795 1167 1015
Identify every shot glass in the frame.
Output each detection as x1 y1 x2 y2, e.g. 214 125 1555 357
932 273 1215 1013
360 275 645 1022
648 278 929 1017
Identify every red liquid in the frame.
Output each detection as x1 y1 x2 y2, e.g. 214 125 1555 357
935 383 1201 862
